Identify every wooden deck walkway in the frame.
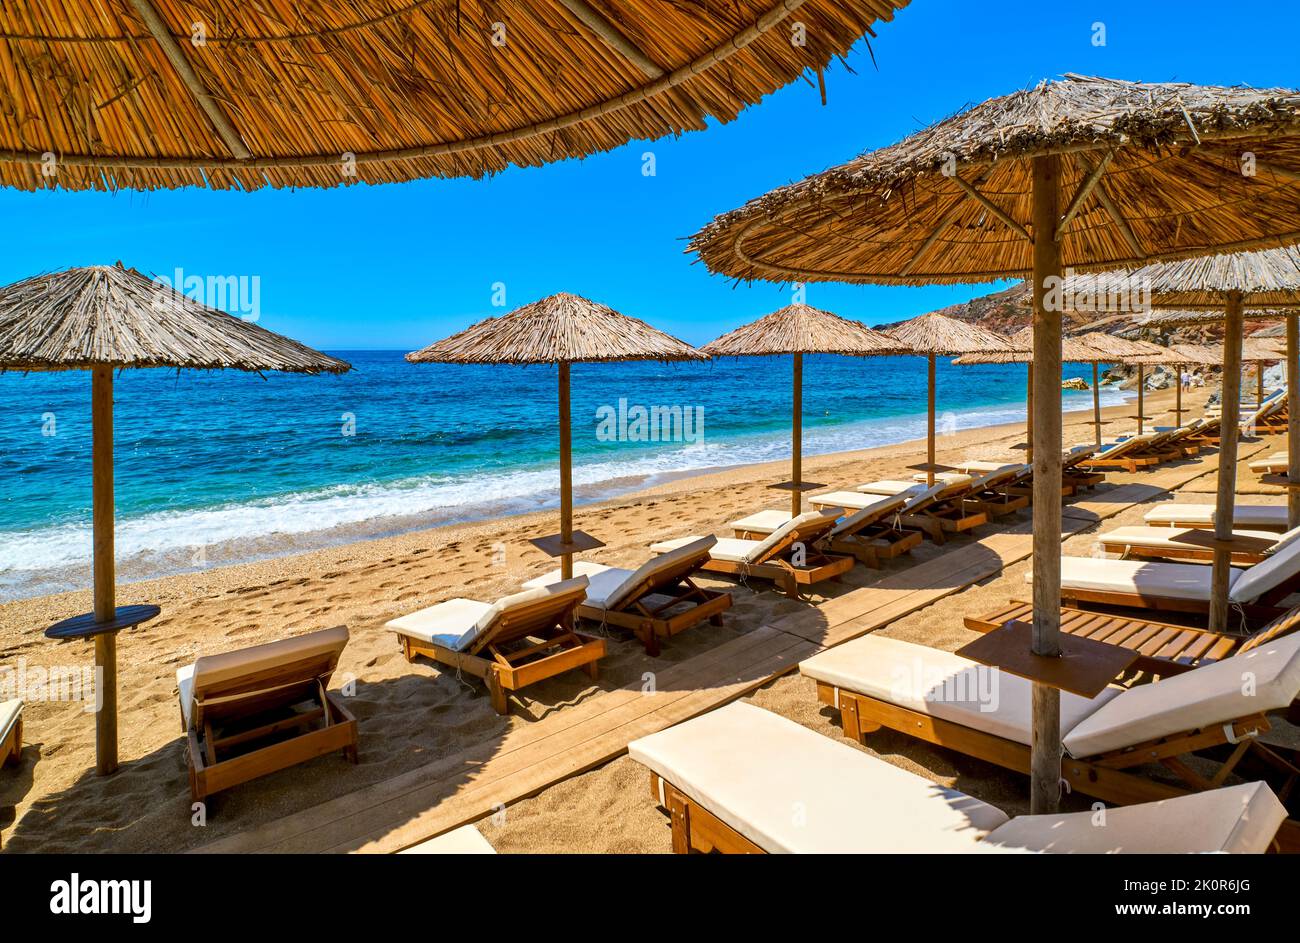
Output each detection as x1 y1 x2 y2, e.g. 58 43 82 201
197 441 1269 853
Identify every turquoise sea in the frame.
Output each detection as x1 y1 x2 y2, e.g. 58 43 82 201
0 351 1124 600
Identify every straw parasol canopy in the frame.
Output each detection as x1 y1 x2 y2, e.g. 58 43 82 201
0 263 349 778
690 75 1300 285
688 74 1300 817
703 304 908 514
0 264 350 373
0 0 910 191
884 312 1015 482
408 292 704 580
1120 245 1300 311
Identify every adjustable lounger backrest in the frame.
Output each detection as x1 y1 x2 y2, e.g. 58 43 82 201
188 625 350 730
1061 632 1300 758
601 536 717 613
1062 445 1096 469
1092 436 1139 460
1227 535 1300 604
900 483 949 514
1241 603 1300 655
830 493 909 538
462 577 590 655
745 509 841 564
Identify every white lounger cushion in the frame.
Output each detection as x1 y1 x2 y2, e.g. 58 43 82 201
952 461 1020 475
628 702 1009 853
1062 632 1300 757
1051 557 1239 603
856 479 936 495
1227 535 1300 603
398 824 497 854
651 511 827 565
1144 503 1289 530
177 625 350 728
523 537 716 611
799 635 1119 746
978 781 1285 854
0 698 21 743
384 577 589 651
814 487 926 512
731 495 904 539
1100 525 1280 555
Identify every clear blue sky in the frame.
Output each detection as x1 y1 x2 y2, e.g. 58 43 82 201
0 0 1295 349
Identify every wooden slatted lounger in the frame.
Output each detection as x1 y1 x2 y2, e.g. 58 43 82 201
1144 502 1289 532
964 599 1300 679
522 537 731 655
919 463 1030 516
728 493 923 567
856 473 994 542
176 625 359 804
1096 524 1296 565
1049 538 1300 619
1251 452 1289 475
1077 434 1163 473
386 577 604 715
628 702 1288 854
650 509 853 599
799 633 1300 850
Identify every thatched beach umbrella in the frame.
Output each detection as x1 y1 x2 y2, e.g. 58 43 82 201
702 304 908 514
0 263 350 776
883 312 1016 484
1095 246 1300 630
0 0 910 190
1109 339 1178 435
407 293 705 579
689 74 1300 813
1165 342 1223 424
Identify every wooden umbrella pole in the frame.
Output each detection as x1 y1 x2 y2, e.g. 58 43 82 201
1289 311 1300 529
1210 295 1245 632
927 353 937 487
558 362 574 580
1029 154 1063 815
792 353 803 517
1175 363 1183 422
1257 362 1265 408
91 366 118 776
1025 363 1034 462
1136 363 1145 435
1092 362 1102 448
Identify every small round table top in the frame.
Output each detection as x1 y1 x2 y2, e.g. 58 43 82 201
45 604 162 641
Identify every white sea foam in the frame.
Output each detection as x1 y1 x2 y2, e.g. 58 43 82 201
0 388 1127 599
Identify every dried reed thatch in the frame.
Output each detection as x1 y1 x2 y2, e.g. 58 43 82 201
702 303 907 357
1243 338 1284 362
954 332 1110 365
0 263 350 373
1140 307 1289 328
690 75 1300 285
0 0 909 191
884 311 1017 356
1166 343 1224 366
1100 246 1300 311
406 292 704 364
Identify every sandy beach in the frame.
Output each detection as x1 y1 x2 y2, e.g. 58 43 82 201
1 384 1289 853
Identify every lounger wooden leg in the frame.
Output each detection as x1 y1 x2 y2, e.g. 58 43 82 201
486 669 509 716
582 660 599 681
667 791 693 854
841 696 863 743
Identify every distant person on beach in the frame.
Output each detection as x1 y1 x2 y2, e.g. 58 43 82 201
1181 370 1192 391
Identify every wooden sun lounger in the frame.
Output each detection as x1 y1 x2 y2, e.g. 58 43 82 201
1077 435 1164 473
0 699 21 769
1051 544 1300 620
900 472 993 542
387 578 605 715
651 509 854 599
522 537 731 655
801 634 1300 850
1144 502 1290 532
1097 524 1284 565
1251 452 1289 476
731 494 922 567
629 703 1287 854
965 599 1300 680
176 625 359 804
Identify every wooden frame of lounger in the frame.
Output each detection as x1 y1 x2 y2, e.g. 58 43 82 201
964 599 1300 683
182 642 359 804
399 591 604 715
814 681 1300 851
702 514 855 598
582 551 731 656
733 502 923 569
963 469 1031 518
1078 438 1165 473
895 479 989 544
647 771 764 854
0 710 20 769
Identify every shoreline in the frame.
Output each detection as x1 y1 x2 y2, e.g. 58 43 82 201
0 383 1133 603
